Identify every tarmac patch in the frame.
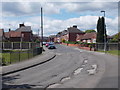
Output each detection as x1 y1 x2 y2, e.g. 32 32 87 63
74 68 83 75
61 76 71 82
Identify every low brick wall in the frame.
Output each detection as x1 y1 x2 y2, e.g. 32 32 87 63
78 47 95 51
62 43 79 47
62 43 95 51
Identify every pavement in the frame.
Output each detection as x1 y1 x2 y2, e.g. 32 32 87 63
1 46 56 76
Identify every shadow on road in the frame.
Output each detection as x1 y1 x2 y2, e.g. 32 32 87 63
2 74 33 89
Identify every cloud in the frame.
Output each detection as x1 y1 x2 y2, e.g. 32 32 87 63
1 0 119 2
1 2 118 36
2 2 118 17
1 15 118 36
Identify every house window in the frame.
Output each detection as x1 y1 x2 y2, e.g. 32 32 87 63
83 40 86 42
87 40 90 43
22 34 24 37
92 39 96 43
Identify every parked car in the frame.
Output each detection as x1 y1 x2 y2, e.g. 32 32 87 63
45 42 53 47
43 42 47 45
48 45 56 49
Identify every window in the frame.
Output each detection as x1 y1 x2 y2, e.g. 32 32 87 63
92 39 96 43
87 40 91 43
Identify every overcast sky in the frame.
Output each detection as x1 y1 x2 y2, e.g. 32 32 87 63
0 0 119 36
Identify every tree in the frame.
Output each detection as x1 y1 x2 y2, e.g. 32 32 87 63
85 30 96 33
96 17 107 43
110 32 120 42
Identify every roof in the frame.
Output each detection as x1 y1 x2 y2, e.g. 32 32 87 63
4 31 21 38
81 32 97 40
16 26 32 32
81 32 112 40
76 34 84 40
61 30 68 35
49 35 56 38
67 27 84 33
111 32 120 39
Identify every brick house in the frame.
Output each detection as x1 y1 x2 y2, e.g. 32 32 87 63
15 24 33 42
78 32 112 43
56 25 85 42
48 35 56 42
66 25 84 42
4 24 33 42
4 30 21 42
55 32 63 43
81 32 97 43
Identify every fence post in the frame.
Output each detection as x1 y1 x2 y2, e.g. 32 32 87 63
29 42 31 49
11 42 13 49
19 51 20 62
20 42 22 50
10 51 11 64
28 50 29 59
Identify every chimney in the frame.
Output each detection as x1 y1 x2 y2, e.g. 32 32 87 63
73 25 77 28
9 28 11 32
19 23 25 28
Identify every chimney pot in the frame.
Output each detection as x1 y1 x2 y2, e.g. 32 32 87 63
73 25 77 28
19 23 25 28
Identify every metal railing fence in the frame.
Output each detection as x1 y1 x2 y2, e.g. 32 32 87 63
1 47 42 66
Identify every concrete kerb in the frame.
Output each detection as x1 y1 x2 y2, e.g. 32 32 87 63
2 49 56 76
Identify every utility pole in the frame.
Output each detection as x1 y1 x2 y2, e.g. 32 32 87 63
38 29 39 36
41 7 43 49
101 10 107 53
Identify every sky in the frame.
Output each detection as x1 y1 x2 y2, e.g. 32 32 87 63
0 0 119 36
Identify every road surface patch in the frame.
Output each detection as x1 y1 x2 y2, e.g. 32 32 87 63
61 76 71 82
83 60 88 64
73 68 83 75
87 64 98 75
47 83 61 88
56 53 62 56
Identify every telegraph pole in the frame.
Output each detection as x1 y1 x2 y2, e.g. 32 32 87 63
41 7 43 49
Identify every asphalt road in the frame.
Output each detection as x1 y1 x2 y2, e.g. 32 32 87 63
2 44 118 89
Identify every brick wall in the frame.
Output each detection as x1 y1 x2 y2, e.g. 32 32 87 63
22 32 32 42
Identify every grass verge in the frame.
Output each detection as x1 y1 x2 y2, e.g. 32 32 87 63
1 50 34 65
97 50 120 56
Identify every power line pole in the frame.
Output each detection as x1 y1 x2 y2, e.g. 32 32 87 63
41 7 44 50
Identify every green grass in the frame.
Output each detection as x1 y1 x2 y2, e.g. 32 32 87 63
1 50 34 65
97 50 120 56
2 53 10 65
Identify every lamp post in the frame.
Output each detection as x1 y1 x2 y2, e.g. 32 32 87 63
101 10 107 53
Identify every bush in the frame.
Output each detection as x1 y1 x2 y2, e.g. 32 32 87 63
80 42 95 47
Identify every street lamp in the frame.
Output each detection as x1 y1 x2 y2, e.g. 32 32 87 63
101 10 107 53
